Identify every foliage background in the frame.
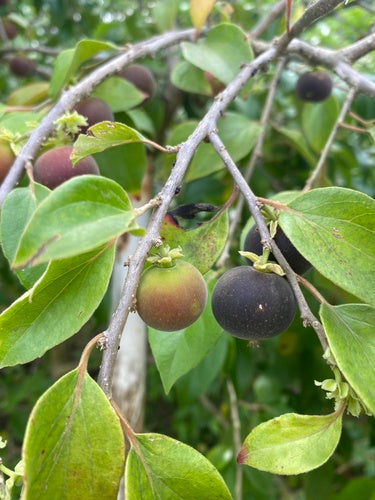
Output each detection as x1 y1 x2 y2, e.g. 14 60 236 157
0 0 374 498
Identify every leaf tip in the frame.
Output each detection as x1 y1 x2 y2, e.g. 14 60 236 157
237 446 248 464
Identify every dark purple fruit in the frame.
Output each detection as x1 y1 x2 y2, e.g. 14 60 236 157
9 56 36 77
74 97 114 134
211 266 296 340
295 70 332 102
136 259 207 331
33 145 100 189
119 64 156 100
244 225 311 275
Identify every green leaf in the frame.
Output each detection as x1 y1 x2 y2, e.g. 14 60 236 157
152 0 179 32
160 210 228 274
166 113 261 182
320 303 375 415
302 95 340 153
49 39 118 99
0 244 115 367
278 187 375 305
125 433 232 499
6 82 49 106
148 276 224 394
0 184 50 288
171 61 212 96
93 76 145 112
12 176 136 267
23 369 125 499
71 121 145 165
273 125 317 167
238 411 343 475
94 142 147 194
181 23 253 85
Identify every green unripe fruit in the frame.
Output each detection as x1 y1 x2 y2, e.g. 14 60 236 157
136 259 208 331
34 145 100 189
244 224 311 275
74 97 114 134
295 70 333 102
211 266 296 340
119 64 156 101
9 56 36 77
0 140 14 182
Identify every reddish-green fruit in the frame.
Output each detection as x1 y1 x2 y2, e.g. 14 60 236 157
295 70 332 102
74 97 114 134
136 260 208 331
119 64 156 100
33 145 100 189
9 56 36 77
3 19 17 39
211 266 296 340
0 141 14 182
244 225 311 275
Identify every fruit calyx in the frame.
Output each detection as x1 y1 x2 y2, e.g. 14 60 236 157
146 244 183 268
239 249 285 276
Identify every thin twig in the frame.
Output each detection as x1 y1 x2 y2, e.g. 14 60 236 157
250 0 285 39
227 379 242 500
303 87 357 192
216 57 286 268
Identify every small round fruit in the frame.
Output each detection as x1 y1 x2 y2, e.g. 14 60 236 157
9 56 36 77
0 140 14 182
33 145 100 189
136 260 207 331
244 225 311 275
74 97 114 134
211 266 296 340
295 70 332 102
119 64 156 100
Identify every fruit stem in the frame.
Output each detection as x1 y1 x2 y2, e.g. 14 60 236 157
259 247 270 265
146 244 183 267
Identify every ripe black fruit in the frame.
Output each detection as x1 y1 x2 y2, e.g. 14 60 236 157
33 145 100 189
119 64 156 101
244 225 311 275
74 97 114 134
9 56 36 77
295 70 332 102
136 259 207 331
211 266 296 340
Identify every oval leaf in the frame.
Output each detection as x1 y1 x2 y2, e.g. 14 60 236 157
320 303 375 415
12 176 136 267
71 121 145 165
23 369 125 499
49 39 118 98
125 433 231 499
160 210 228 274
181 23 253 85
93 77 145 112
238 411 343 475
190 0 216 31
0 183 50 288
0 244 115 367
278 187 375 305
302 95 339 153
